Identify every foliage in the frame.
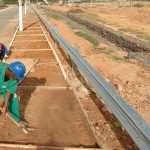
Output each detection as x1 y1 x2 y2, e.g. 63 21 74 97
75 31 99 47
133 3 144 7
4 0 18 4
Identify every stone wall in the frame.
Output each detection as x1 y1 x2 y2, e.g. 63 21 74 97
66 13 150 53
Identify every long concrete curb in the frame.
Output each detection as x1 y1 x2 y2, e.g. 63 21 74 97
0 143 102 149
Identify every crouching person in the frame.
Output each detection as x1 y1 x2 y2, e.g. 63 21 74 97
0 61 27 127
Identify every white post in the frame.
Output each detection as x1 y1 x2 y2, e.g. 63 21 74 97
25 0 27 14
27 0 29 10
91 0 93 7
19 0 23 31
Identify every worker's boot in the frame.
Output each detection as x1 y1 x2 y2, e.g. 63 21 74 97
19 121 28 128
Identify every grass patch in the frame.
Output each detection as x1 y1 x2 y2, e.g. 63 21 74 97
66 22 79 30
75 31 99 47
93 47 129 63
94 47 106 51
112 56 130 62
93 47 108 53
94 47 113 54
133 3 144 7
4 0 18 4
119 28 150 41
137 34 150 42
75 31 130 63
102 50 114 55
44 10 62 20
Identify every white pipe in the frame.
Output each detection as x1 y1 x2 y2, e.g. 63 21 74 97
19 0 23 31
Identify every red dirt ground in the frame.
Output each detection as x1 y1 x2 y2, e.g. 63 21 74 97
37 4 150 150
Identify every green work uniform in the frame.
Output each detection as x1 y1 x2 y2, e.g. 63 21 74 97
0 62 20 122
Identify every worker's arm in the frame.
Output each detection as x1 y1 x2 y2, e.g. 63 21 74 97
2 91 12 114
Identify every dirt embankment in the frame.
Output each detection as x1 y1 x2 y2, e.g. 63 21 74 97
46 5 150 54
65 12 150 53
67 13 150 52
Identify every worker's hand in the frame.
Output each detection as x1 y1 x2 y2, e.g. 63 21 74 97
1 107 7 114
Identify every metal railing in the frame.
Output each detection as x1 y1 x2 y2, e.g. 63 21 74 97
32 7 150 150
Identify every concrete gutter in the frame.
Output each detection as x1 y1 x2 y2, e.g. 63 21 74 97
0 143 103 150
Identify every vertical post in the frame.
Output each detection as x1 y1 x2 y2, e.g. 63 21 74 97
26 0 28 10
72 46 80 73
37 0 39 7
25 0 27 14
55 40 60 48
19 0 23 31
91 0 92 7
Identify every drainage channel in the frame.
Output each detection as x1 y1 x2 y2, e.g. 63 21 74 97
0 6 100 150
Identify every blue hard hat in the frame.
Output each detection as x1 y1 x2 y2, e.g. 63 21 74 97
10 61 26 80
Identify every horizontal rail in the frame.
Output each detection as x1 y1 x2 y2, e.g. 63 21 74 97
32 7 150 150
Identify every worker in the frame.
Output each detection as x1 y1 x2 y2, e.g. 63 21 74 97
0 43 8 62
0 61 27 128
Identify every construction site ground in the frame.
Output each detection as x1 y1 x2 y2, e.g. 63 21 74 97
0 7 98 150
0 4 150 150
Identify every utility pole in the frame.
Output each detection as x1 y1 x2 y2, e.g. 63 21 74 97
25 0 27 14
18 0 23 31
90 0 93 7
26 0 30 10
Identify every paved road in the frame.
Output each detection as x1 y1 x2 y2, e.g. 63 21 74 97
0 6 19 32
0 6 19 46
